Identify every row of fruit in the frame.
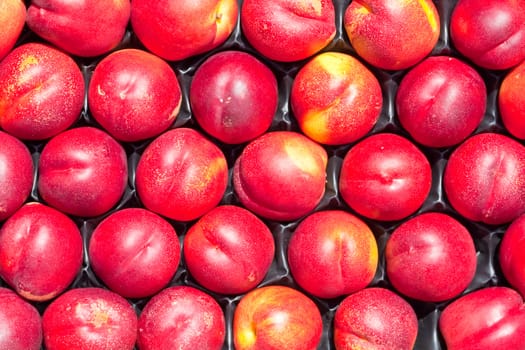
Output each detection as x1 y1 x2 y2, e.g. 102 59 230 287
1 0 525 349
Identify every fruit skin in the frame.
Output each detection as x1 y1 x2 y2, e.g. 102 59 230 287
42 287 138 350
88 208 181 299
131 0 238 61
287 210 378 299
0 43 84 140
0 287 42 350
396 56 486 148
0 0 25 61
499 214 525 298
233 285 323 350
444 132 525 225
27 0 130 57
344 0 440 70
439 287 525 350
339 133 432 222
233 131 327 222
183 205 275 295
0 131 34 221
291 52 382 145
137 286 225 350
385 212 477 302
0 202 83 302
241 0 336 62
450 0 525 70
37 126 128 218
88 49 182 142
334 287 418 350
136 128 228 222
190 50 278 144
499 59 525 139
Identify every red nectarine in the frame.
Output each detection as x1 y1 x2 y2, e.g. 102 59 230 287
0 43 84 140
291 51 382 145
88 48 182 142
241 0 336 62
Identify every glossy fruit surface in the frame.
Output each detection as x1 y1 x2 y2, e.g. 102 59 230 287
0 131 33 221
339 133 432 221
42 287 138 350
0 43 84 140
137 286 225 350
288 210 378 298
444 132 525 225
0 202 83 301
233 285 323 350
385 212 477 302
0 287 42 350
184 205 274 294
88 48 182 142
136 128 228 221
89 208 181 299
38 127 128 217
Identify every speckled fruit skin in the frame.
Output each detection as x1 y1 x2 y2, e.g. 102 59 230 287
291 52 382 145
131 0 238 61
499 60 525 139
88 208 180 299
444 132 525 225
190 50 278 144
27 0 130 57
233 285 323 350
499 214 525 297
0 131 33 221
0 202 82 302
396 56 486 148
450 0 525 70
0 287 42 350
0 0 25 61
241 0 336 62
136 128 228 222
0 43 84 140
385 212 477 302
38 127 128 218
439 287 525 350
334 287 418 350
233 131 327 222
287 210 378 299
43 287 137 350
339 133 431 222
183 205 275 295
344 0 440 70
88 49 182 142
137 286 225 350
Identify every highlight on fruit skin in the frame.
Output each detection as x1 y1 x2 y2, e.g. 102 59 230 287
233 285 323 350
344 0 440 70
241 0 337 62
291 51 382 146
131 0 239 61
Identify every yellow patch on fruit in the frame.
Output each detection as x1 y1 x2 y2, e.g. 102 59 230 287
353 0 372 15
17 289 57 302
91 310 109 328
417 0 438 32
369 237 379 268
284 140 322 176
19 55 38 72
191 156 227 194
297 0 323 16
316 52 350 76
311 0 323 16
301 110 330 144
237 323 257 349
